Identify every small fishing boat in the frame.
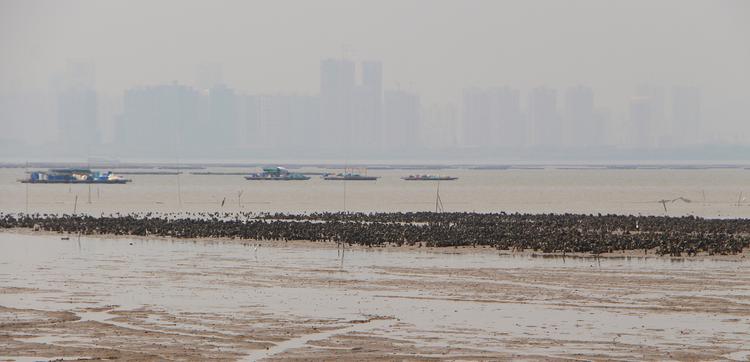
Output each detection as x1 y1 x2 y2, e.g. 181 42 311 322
401 175 458 181
323 168 378 181
244 167 310 181
323 173 379 181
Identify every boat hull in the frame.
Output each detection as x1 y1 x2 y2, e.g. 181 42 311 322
402 177 458 181
323 176 378 181
244 176 311 181
20 179 131 184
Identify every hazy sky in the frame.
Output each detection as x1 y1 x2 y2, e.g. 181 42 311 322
2 1 748 95
1 0 750 151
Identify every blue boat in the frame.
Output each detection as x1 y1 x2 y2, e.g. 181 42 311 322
20 169 131 184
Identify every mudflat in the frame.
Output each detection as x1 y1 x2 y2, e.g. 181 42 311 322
1 231 749 361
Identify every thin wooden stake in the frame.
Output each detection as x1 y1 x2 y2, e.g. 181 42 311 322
738 192 743 207
25 160 29 213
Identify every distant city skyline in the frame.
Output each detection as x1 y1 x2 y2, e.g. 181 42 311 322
1 0 748 160
0 56 714 159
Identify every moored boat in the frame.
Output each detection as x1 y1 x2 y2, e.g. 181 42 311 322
20 169 131 184
323 173 379 181
401 175 458 181
322 167 378 181
244 167 310 181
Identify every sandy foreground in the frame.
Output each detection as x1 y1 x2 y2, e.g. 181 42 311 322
1 230 750 361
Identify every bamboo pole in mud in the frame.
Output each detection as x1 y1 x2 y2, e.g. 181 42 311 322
177 173 182 208
738 192 743 207
435 181 444 213
340 243 345 269
87 157 91 204
343 179 348 213
25 161 29 213
73 195 78 214
435 182 439 213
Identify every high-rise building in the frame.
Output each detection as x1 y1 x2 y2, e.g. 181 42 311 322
488 87 524 148
528 87 559 147
384 90 420 150
421 103 459 149
320 59 355 149
207 85 239 148
563 85 598 147
319 58 387 152
57 88 98 153
257 94 319 150
635 85 667 147
0 91 57 147
671 86 701 146
56 62 99 154
238 95 261 148
118 83 241 154
629 96 654 148
462 87 524 148
117 83 201 154
354 61 383 150
461 88 491 147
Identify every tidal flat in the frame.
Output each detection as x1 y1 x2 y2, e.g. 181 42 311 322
2 231 750 361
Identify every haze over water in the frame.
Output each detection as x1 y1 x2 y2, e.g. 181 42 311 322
3 167 750 218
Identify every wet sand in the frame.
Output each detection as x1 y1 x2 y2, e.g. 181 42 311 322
2 231 750 361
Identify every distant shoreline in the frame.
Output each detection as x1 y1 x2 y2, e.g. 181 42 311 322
2 161 750 171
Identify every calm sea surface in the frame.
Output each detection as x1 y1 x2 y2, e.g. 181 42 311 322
1 167 749 217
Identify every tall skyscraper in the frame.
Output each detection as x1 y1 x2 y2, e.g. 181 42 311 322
238 94 261 148
488 87 524 148
671 86 701 146
528 87 560 147
118 83 201 155
257 94 319 150
635 85 667 147
56 62 99 154
207 85 239 148
461 88 491 147
320 59 355 149
462 87 524 148
0 92 54 146
354 61 383 150
384 90 420 151
563 85 597 147
629 96 654 148
421 103 459 149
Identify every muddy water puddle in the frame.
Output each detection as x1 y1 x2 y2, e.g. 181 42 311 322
1 232 750 361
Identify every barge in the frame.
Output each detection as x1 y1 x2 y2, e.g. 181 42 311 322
20 169 131 184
